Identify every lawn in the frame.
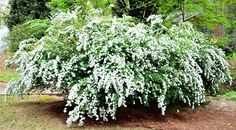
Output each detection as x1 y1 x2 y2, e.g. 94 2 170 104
218 91 236 102
0 71 19 82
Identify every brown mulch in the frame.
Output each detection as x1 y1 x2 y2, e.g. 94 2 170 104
40 98 236 130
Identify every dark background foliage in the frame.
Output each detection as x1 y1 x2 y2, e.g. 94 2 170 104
6 0 50 30
112 0 180 22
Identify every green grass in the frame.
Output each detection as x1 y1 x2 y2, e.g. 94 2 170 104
0 95 146 130
0 72 19 82
223 91 236 102
218 91 236 102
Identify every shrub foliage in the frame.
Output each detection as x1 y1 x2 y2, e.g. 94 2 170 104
5 19 50 52
7 10 231 126
47 0 113 14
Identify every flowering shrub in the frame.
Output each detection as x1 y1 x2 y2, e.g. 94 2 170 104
6 9 231 126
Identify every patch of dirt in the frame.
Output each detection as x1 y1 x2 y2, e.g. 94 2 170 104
0 82 6 94
38 97 236 130
207 97 236 111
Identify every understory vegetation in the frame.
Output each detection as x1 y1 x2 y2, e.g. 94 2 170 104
2 0 235 128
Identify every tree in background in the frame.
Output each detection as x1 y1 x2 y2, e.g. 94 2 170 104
112 0 230 28
187 0 236 54
181 0 231 50
47 0 114 14
185 0 229 30
5 0 235 54
112 0 180 22
113 0 235 53
222 0 236 54
6 0 50 29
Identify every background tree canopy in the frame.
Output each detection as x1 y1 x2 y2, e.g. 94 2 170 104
112 0 236 54
112 0 180 22
6 0 50 29
4 0 236 55
112 0 230 29
47 0 114 14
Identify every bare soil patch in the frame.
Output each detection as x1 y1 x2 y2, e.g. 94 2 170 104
14 96 235 130
82 98 236 130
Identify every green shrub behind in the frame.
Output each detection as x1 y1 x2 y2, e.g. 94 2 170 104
5 19 50 52
47 0 113 14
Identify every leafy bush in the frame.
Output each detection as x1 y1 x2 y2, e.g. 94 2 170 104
5 19 50 52
47 0 81 13
6 9 231 126
6 0 50 29
47 0 113 14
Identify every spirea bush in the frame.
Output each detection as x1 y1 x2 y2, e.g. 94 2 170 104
6 9 231 126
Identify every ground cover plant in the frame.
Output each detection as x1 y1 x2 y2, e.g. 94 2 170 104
6 9 231 126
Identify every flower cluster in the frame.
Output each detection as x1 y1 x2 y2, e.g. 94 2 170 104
6 10 231 126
